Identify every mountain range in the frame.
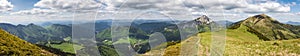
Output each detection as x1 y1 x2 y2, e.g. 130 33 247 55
0 23 71 44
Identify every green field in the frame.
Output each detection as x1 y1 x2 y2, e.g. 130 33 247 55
49 43 83 54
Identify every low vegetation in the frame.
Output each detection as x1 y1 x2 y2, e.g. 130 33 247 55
0 29 55 55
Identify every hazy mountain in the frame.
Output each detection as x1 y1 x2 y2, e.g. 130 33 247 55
46 24 72 41
229 14 300 40
95 22 111 32
0 23 51 43
286 21 300 25
37 21 72 27
39 22 54 27
215 20 234 27
0 29 55 55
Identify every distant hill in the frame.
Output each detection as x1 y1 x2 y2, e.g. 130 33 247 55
0 21 113 44
0 23 71 43
0 29 55 55
0 23 50 43
46 24 72 40
215 20 234 27
286 21 300 25
230 14 300 40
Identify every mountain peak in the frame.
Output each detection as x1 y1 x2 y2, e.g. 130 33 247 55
230 14 300 41
242 14 278 25
252 14 271 19
194 15 211 24
259 13 267 16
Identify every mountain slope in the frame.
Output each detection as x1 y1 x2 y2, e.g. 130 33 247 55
143 14 300 56
0 23 51 43
0 29 55 55
0 23 72 44
46 24 72 41
146 24 300 56
230 14 300 40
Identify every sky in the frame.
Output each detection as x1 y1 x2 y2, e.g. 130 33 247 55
0 0 299 24
8 0 40 11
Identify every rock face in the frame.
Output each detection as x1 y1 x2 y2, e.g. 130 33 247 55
230 14 300 41
194 15 212 25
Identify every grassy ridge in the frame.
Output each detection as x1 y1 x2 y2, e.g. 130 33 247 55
0 29 55 55
155 24 300 56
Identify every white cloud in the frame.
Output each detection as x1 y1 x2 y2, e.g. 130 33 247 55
268 13 300 22
0 0 13 12
103 0 292 13
186 0 291 13
34 0 111 11
12 0 292 15
4 0 299 24
10 8 58 15
239 2 290 13
297 12 300 15
103 0 186 11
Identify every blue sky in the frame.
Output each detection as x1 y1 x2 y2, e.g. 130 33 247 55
8 0 40 11
279 0 300 12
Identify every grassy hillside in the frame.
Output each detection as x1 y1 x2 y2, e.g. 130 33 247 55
147 24 300 56
0 29 55 55
230 14 300 40
0 23 72 44
48 42 83 54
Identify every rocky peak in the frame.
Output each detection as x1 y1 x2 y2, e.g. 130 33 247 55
253 14 271 19
28 23 35 26
194 15 211 24
17 24 26 27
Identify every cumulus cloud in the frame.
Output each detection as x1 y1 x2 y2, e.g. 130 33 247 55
11 0 293 15
34 0 111 11
184 0 291 13
6 0 298 23
106 0 186 11
297 12 300 15
11 8 58 15
0 0 13 12
268 13 300 22
237 1 290 13
107 0 292 13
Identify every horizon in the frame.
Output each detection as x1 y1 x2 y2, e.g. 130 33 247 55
0 14 298 25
